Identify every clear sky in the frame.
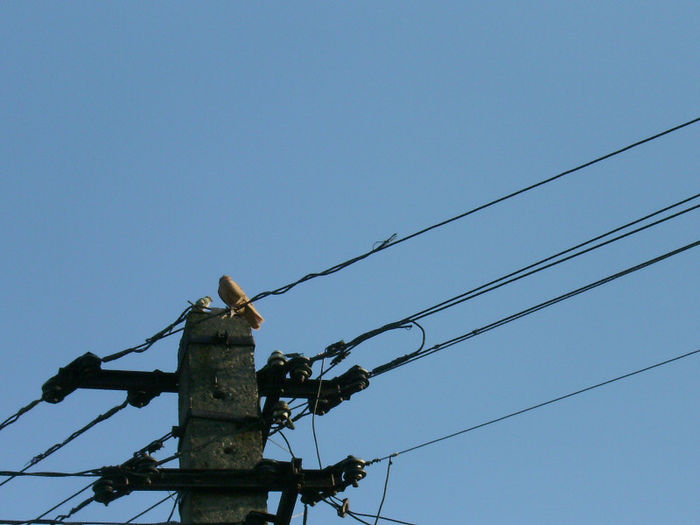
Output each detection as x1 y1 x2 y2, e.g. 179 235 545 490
1 3 698 524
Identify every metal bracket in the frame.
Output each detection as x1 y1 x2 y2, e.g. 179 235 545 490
41 353 178 407
92 455 367 525
257 355 370 423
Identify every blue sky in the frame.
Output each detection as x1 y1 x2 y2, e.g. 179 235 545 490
1 3 698 524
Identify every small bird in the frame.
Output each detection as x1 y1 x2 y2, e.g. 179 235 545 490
218 275 264 330
192 296 213 312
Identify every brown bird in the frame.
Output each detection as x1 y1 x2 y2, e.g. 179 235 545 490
218 275 264 330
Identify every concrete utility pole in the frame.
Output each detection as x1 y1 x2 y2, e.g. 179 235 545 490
177 311 267 522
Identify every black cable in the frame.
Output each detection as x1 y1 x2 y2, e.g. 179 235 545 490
0 470 98 478
32 482 94 522
0 522 241 525
367 347 700 464
311 358 326 468
126 494 176 523
244 117 700 306
323 195 699 363
101 306 192 363
0 398 42 433
278 431 297 459
28 430 177 525
323 500 372 525
371 239 700 376
373 458 393 525
166 494 179 523
0 522 248 525
0 397 130 489
351 513 417 525
54 496 96 522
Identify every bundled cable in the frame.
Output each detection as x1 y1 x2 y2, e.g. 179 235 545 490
314 195 699 367
370 239 699 376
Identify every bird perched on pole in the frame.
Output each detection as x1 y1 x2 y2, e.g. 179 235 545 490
218 275 264 330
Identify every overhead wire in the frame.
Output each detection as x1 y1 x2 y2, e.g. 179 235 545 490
315 195 699 365
322 499 417 525
0 397 130 489
31 483 95 523
371 239 699 376
27 430 176 524
0 399 43 433
367 346 700 465
372 458 393 525
126 494 177 523
243 116 700 307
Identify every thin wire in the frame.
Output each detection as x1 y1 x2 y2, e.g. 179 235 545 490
32 483 94 522
166 494 179 522
101 306 193 363
368 347 700 464
0 522 250 525
54 496 96 522
0 470 98 478
373 458 393 525
0 398 42 433
371 239 700 376
244 117 700 306
327 195 700 363
0 398 130 489
0 521 244 525
126 494 176 523
311 358 326 468
278 431 297 459
322 500 371 525
351 513 417 525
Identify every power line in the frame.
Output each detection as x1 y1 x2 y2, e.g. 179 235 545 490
0 399 42 433
367 347 700 464
245 116 700 306
0 398 130 489
373 458 393 525
29 431 178 524
126 494 176 523
32 483 94 522
370 239 700 376
100 306 192 363
318 195 699 365
0 470 98 478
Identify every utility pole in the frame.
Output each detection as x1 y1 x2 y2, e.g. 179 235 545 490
177 310 267 522
47 303 370 522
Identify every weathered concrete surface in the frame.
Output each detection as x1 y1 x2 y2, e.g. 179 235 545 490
178 311 267 522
